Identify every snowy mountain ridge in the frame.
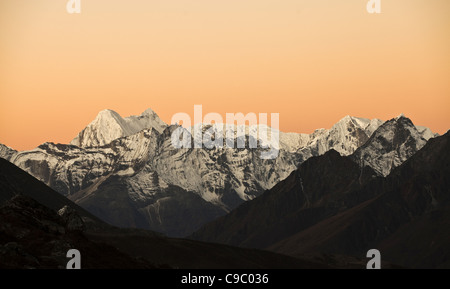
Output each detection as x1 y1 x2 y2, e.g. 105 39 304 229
351 115 434 176
71 108 167 148
0 109 437 236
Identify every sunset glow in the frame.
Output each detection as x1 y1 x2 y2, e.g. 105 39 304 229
1 0 449 150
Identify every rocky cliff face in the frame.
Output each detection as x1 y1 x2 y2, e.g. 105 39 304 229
351 115 432 176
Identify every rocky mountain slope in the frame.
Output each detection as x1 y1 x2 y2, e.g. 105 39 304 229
192 132 450 268
0 162 332 269
0 109 436 237
0 195 155 269
190 149 380 248
351 114 432 176
0 157 100 224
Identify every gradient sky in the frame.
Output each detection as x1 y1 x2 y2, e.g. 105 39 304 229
0 0 449 151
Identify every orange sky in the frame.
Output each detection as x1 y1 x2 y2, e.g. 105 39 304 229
0 0 449 151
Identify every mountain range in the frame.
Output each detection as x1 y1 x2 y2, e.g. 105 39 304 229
192 131 450 268
0 109 438 237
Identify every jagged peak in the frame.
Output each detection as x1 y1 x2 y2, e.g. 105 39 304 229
376 115 412 132
337 115 373 125
97 109 120 116
70 108 168 147
94 109 123 123
338 115 367 121
336 115 355 124
379 114 414 129
370 118 384 124
141 108 157 116
0 143 15 151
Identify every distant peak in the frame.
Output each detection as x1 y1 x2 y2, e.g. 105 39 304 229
396 113 406 120
97 109 121 118
99 109 116 113
141 108 156 116
335 115 353 125
339 115 367 123
341 115 352 120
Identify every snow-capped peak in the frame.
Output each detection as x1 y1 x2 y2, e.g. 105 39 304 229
416 125 438 141
93 109 123 123
0 143 17 161
70 108 168 148
0 112 441 237
338 115 371 128
351 114 430 176
141 108 157 116
302 115 384 156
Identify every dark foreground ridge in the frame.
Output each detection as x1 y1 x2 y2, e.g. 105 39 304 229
0 157 332 269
